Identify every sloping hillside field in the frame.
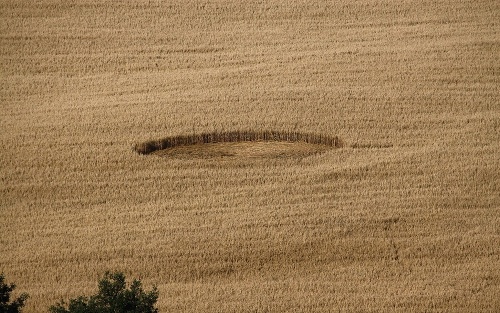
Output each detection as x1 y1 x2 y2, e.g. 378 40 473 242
1 0 499 311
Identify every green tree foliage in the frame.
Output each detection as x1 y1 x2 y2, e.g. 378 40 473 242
49 271 158 313
0 273 29 313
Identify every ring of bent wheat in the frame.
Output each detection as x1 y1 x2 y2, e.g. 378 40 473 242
133 130 343 159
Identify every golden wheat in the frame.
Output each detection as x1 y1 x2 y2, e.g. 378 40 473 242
1 0 499 312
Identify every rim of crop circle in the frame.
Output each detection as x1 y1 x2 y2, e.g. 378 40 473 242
133 130 344 156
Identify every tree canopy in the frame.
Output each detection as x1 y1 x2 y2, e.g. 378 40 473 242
49 271 158 313
0 273 29 313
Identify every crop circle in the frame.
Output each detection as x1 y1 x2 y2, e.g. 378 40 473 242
134 130 343 159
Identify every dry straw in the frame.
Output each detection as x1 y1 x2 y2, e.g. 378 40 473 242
133 130 344 155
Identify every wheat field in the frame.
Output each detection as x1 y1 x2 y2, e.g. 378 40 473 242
1 0 499 312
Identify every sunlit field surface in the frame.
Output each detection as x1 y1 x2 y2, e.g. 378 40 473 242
1 0 499 311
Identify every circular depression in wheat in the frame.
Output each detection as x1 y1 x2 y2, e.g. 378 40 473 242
134 131 343 159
